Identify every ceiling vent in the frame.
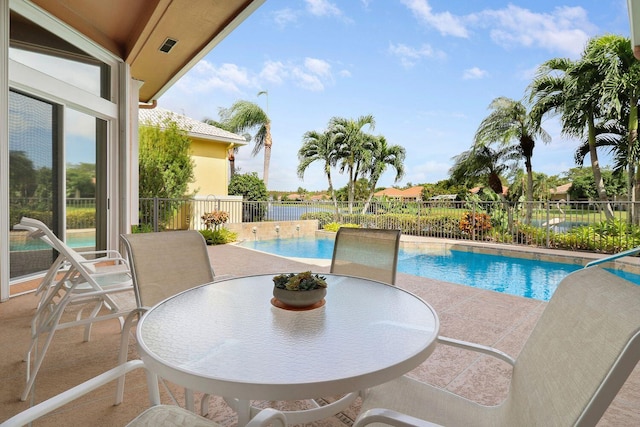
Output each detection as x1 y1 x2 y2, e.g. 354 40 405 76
159 38 178 53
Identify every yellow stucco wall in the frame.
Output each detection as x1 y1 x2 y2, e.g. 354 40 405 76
188 138 229 196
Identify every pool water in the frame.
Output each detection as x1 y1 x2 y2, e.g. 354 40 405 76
10 234 95 251
238 237 640 301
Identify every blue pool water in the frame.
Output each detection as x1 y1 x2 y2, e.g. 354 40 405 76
238 237 640 301
10 235 95 252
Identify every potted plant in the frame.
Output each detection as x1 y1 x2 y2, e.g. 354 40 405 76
272 271 327 308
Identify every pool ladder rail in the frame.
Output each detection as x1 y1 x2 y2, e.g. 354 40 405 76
584 246 640 268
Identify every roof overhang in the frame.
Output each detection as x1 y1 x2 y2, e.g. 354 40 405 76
628 0 640 59
28 0 265 102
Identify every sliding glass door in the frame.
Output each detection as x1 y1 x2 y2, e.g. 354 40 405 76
9 90 60 277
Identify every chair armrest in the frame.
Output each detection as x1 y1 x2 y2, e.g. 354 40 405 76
437 336 516 366
0 360 155 427
354 408 443 427
247 408 288 427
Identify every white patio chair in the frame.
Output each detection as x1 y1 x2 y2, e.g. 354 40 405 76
330 227 401 285
0 359 287 427
116 231 215 409
354 264 640 427
13 217 135 402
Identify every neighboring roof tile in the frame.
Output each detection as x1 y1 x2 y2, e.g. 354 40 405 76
550 183 572 194
139 107 247 144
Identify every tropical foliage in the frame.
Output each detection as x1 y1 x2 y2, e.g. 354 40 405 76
216 99 273 187
138 114 195 199
473 97 550 223
228 172 268 222
297 115 406 214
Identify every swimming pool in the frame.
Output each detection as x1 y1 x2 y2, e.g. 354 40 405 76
238 237 640 301
10 233 95 252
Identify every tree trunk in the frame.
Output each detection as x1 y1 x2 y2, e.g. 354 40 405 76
587 114 614 220
228 150 235 179
629 102 638 224
525 156 534 225
361 187 375 215
347 161 355 214
263 122 272 188
326 171 339 218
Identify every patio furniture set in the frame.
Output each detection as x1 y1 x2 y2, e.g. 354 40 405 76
2 219 640 426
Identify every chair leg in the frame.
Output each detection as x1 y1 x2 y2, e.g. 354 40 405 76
185 389 196 412
201 393 210 416
80 300 104 342
21 313 63 401
115 311 139 405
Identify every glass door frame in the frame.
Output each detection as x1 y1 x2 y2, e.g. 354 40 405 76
2 0 126 300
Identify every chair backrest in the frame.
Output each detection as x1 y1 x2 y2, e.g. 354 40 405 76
15 216 98 271
330 227 401 285
120 231 215 307
502 266 640 426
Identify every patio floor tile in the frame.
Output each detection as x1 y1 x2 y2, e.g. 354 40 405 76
0 241 637 426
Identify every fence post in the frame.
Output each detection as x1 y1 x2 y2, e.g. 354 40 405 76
545 202 550 248
153 197 159 232
472 203 476 241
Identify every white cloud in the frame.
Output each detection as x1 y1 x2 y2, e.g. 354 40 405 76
273 8 299 28
475 5 595 57
260 61 288 85
305 0 342 18
260 58 337 92
304 58 332 77
388 42 444 68
400 0 469 38
177 61 254 93
338 69 352 78
399 2 596 57
462 67 488 80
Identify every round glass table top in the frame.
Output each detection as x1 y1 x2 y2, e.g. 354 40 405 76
137 273 439 400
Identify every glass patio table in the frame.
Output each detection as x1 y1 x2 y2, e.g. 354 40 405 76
136 273 439 426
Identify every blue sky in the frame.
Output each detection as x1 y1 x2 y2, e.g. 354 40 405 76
159 0 632 192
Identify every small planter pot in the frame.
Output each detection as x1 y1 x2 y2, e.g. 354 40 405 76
273 287 326 308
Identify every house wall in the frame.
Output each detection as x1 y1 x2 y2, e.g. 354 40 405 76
189 138 229 196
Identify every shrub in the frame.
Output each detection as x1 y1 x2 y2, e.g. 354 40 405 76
199 228 237 245
201 210 229 230
323 222 359 232
300 211 334 228
228 173 268 222
459 212 492 236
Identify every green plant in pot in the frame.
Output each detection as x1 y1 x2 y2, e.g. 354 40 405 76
272 271 327 308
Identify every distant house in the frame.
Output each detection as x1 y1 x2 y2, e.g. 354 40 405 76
549 183 572 202
139 107 247 197
429 194 459 201
374 186 424 201
470 185 509 196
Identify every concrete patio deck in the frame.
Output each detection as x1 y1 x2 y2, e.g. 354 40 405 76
1 242 638 426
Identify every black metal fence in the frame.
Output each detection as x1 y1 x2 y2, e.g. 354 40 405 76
11 197 640 254
136 197 640 253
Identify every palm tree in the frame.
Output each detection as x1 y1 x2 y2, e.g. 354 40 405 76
361 136 406 214
329 115 376 213
218 100 272 187
473 97 550 223
449 144 518 199
528 47 614 220
297 129 339 212
584 35 640 222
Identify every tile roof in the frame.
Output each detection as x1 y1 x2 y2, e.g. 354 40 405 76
550 183 572 194
139 107 247 145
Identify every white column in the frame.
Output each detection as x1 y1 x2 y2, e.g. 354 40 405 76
1 0 10 302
